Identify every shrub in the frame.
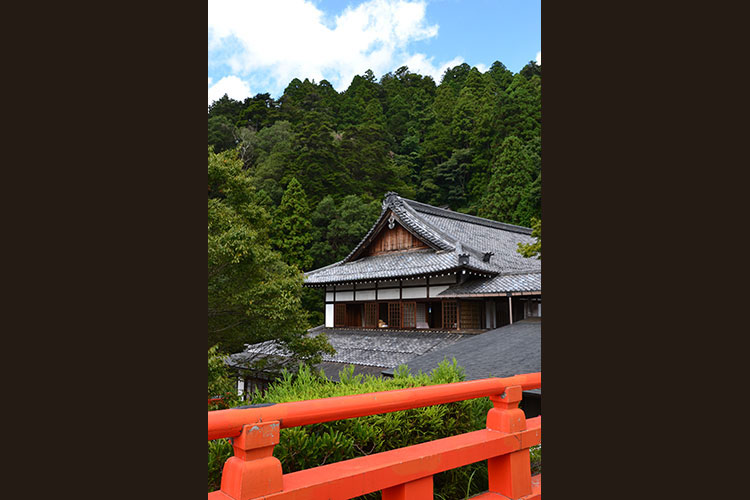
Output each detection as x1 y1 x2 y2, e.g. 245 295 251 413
208 345 242 411
208 359 497 498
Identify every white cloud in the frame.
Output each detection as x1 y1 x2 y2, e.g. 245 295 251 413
536 51 541 65
401 53 464 83
208 75 252 105
208 0 458 96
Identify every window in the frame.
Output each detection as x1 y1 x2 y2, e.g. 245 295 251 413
443 300 457 329
460 301 482 329
334 303 346 327
388 302 401 328
402 302 416 328
364 302 378 327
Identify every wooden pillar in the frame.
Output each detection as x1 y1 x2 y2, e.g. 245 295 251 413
508 295 513 325
456 300 461 330
220 421 282 500
382 475 433 500
486 385 531 499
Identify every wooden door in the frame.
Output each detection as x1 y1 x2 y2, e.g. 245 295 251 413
388 302 401 328
442 301 457 329
364 302 378 328
334 303 346 327
402 301 416 328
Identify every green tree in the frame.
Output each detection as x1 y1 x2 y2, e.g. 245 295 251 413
479 136 536 225
272 177 313 270
208 147 330 358
309 195 381 269
517 217 541 259
287 110 351 205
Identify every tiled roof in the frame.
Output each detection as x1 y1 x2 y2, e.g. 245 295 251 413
228 327 469 371
438 272 541 296
304 192 541 286
382 318 541 393
304 249 497 284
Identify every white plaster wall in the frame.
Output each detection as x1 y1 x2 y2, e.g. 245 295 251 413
325 292 334 302
378 288 400 300
402 286 427 299
428 285 449 297
325 304 334 327
355 290 376 301
485 300 495 329
336 291 354 302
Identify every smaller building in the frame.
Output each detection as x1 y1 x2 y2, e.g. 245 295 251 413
226 325 469 396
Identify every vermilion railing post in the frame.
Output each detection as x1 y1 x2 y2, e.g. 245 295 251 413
219 421 283 500
382 475 433 500
486 385 532 499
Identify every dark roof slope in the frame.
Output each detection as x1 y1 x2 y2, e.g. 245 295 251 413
304 192 540 287
438 272 541 296
382 318 541 393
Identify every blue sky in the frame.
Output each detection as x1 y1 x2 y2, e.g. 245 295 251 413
208 0 540 104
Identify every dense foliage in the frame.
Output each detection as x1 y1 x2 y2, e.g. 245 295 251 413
208 63 540 222
208 147 333 360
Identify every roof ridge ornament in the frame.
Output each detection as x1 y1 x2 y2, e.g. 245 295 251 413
382 191 400 210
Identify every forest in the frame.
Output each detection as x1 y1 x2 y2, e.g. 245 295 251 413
208 60 540 355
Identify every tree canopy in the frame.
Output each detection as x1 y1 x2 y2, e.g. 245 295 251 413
208 147 331 360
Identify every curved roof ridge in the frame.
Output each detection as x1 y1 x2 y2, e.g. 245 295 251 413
401 197 533 235
341 192 456 263
394 195 501 270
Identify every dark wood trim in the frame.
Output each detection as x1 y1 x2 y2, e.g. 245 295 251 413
457 300 461 330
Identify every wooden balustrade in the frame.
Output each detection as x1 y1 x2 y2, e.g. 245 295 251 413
208 372 541 500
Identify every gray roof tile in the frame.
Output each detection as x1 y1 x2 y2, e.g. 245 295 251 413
304 193 540 286
382 318 541 393
438 272 541 295
232 328 468 369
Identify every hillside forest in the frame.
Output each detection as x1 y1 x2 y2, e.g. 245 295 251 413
208 61 540 356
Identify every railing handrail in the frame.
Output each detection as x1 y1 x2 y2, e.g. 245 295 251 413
208 372 540 441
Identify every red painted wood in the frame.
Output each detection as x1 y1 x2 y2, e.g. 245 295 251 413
208 375 542 500
208 373 541 440
260 426 540 500
382 476 433 500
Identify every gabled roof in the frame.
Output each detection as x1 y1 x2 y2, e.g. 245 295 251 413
304 192 541 288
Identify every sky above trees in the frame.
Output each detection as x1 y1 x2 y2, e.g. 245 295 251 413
208 0 541 103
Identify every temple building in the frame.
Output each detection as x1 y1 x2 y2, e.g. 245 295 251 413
228 192 541 396
304 192 541 331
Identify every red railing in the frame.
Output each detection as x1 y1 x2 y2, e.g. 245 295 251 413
208 372 541 500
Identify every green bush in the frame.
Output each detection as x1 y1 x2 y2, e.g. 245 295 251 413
208 359 502 498
208 345 242 411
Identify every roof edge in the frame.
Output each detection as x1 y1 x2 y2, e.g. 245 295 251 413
402 198 534 235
